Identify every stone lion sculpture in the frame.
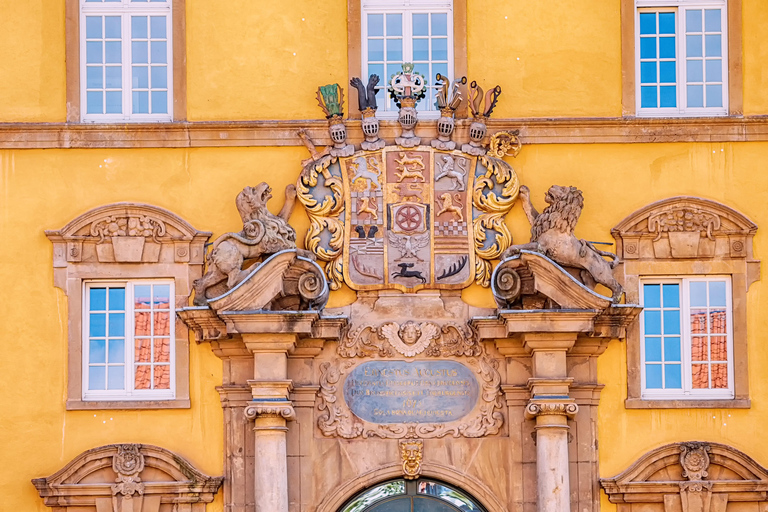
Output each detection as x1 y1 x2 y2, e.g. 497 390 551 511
193 183 307 305
501 185 623 303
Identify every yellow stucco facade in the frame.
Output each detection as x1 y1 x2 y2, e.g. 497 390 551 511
1 1 767 511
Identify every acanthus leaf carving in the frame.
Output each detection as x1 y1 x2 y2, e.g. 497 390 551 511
649 208 721 241
680 442 711 481
90 214 167 244
111 444 145 498
338 321 481 358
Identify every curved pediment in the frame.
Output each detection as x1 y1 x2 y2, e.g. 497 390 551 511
612 197 757 261
33 443 222 510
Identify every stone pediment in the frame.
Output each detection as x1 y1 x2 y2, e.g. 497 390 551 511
601 442 768 504
32 443 222 510
45 202 211 264
491 250 615 310
612 196 757 260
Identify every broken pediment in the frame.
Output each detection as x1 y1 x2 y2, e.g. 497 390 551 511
45 202 211 265
491 250 615 310
601 442 768 512
32 443 222 511
612 197 757 260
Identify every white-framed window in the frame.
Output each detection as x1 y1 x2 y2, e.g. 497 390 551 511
635 0 727 117
81 0 172 122
362 0 453 118
83 280 175 400
640 277 734 399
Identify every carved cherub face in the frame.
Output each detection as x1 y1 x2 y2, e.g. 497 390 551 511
400 322 420 345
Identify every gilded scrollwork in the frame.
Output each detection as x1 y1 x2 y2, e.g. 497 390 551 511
297 155 346 290
316 356 504 440
472 132 521 287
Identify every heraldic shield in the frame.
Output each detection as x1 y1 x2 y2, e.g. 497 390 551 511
297 135 521 294
339 147 477 292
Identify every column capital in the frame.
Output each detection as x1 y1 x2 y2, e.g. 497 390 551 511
244 401 297 422
525 400 579 420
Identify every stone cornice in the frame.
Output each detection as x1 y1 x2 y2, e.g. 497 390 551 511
4 116 768 149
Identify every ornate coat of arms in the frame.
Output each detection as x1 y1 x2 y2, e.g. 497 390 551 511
297 67 521 293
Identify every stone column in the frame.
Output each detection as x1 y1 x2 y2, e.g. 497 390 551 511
522 333 578 512
525 400 578 512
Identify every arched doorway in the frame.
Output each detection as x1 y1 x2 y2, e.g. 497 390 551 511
339 479 486 512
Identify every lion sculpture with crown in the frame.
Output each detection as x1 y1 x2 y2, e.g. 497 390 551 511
501 184 623 303
193 182 307 305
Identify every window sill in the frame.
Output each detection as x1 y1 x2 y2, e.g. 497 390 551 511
625 397 750 409
66 398 190 410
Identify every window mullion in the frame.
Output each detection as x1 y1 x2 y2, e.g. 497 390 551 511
681 278 692 393
403 10 413 62
123 12 130 120
678 7 686 114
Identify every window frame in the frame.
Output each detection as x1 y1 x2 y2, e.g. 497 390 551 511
82 279 176 401
621 0 742 117
639 276 734 400
634 0 729 117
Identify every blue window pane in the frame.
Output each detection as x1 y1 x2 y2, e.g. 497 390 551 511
640 37 657 59
151 90 167 113
687 35 703 57
87 91 103 113
690 281 707 307
105 16 120 38
133 66 148 88
644 284 661 308
705 34 722 57
686 9 702 33
153 284 170 306
86 41 103 64
90 313 106 337
88 366 106 390
706 86 722 107
386 14 402 36
660 86 676 107
151 41 167 63
659 12 675 34
86 16 102 39
687 84 704 107
150 16 166 38
132 41 148 63
664 337 681 361
386 38 402 62
663 310 681 334
105 66 121 88
105 91 122 113
105 41 121 64
659 61 676 83
432 38 448 61
368 63 384 79
709 281 726 306
109 287 125 310
640 61 658 84
705 9 721 32
646 364 663 388
431 13 447 36
662 284 679 307
134 285 151 305
413 13 428 36
641 86 657 108
89 339 106 364
639 13 656 35
87 66 103 89
107 365 125 390
151 66 167 88
133 91 149 113
368 14 383 37
368 39 383 62
108 313 125 337
132 16 148 39
659 37 675 58
413 38 429 61
706 59 722 82
665 364 682 388
108 338 125 363
687 60 703 82
387 63 403 79
645 310 661 335
645 337 662 362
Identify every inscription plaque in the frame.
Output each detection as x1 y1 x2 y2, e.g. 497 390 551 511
343 361 480 424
